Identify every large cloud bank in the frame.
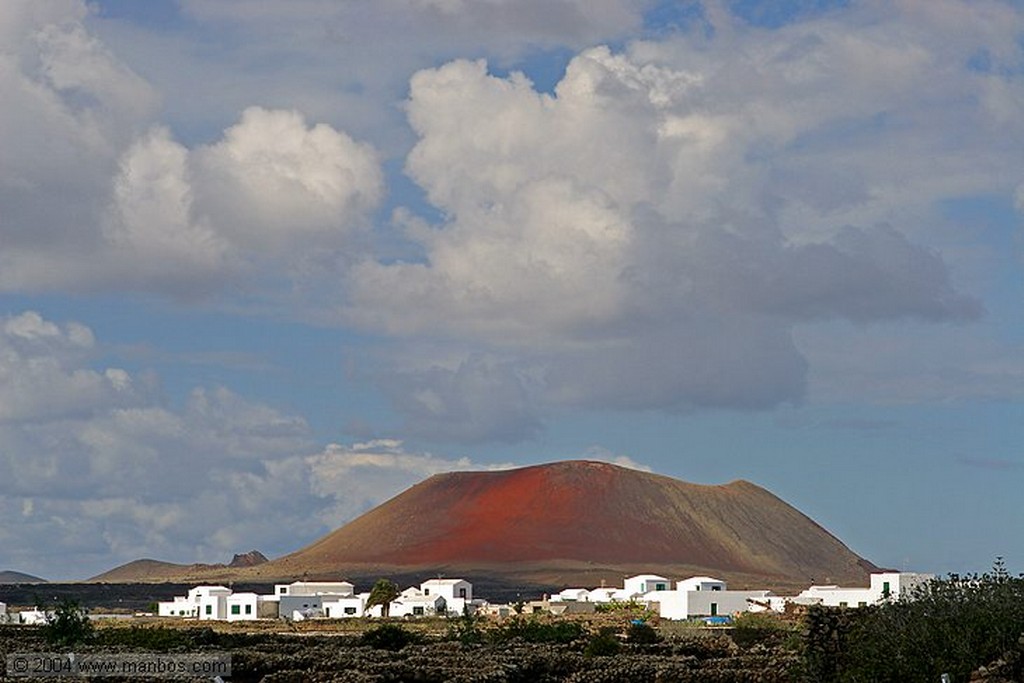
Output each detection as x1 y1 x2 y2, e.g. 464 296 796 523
1 1 1021 437
347 1 1022 438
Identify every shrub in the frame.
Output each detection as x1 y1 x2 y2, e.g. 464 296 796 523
731 610 796 649
445 607 485 645
43 599 94 647
626 621 662 644
584 627 622 657
360 623 421 651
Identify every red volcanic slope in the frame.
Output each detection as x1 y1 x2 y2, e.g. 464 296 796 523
270 460 873 584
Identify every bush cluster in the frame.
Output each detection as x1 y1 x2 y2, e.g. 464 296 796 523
489 615 587 644
801 560 1024 682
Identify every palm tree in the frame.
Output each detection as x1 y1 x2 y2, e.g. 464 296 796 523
367 578 400 618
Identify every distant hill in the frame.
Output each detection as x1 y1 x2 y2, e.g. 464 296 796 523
90 550 267 583
91 461 876 591
0 570 47 583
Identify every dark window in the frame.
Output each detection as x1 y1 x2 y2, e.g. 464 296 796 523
710 603 718 616
245 604 252 614
413 606 424 616
344 607 356 615
711 585 721 591
656 583 666 591
459 588 467 598
230 605 240 615
883 581 891 598
205 605 212 615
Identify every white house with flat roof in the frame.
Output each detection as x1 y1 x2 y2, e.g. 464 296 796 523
225 592 276 621
157 596 197 618
677 576 726 592
585 587 619 603
551 588 590 602
274 581 354 598
642 576 772 620
194 586 232 621
623 574 670 598
391 591 447 618
158 585 231 620
323 593 370 619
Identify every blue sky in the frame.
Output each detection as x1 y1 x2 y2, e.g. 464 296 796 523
1 0 1022 581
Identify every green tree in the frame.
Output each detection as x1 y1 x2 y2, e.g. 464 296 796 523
366 578 400 618
43 599 94 647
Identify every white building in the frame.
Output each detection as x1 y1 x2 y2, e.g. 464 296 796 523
0 601 6 618
158 596 197 618
274 581 354 598
551 588 590 602
18 609 49 625
323 593 369 619
158 585 232 620
195 586 232 621
677 576 726 592
420 579 474 615
640 576 772 621
585 587 619 603
391 591 447 618
797 572 933 608
226 592 275 621
623 574 670 598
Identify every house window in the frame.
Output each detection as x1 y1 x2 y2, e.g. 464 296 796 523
459 588 467 598
655 583 666 591
230 605 240 615
245 605 252 614
710 603 718 616
205 605 212 615
839 602 848 608
711 586 721 591
344 607 356 615
883 581 891 598
279 587 288 595
413 606 424 616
